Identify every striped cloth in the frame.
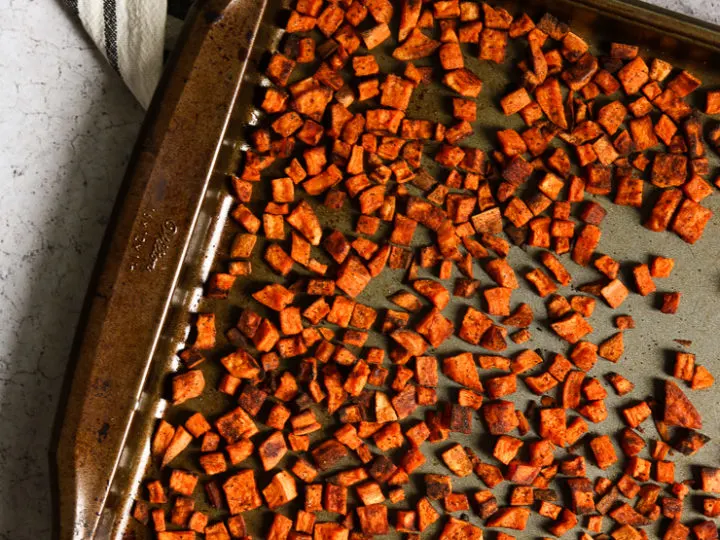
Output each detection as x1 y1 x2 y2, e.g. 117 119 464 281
62 0 192 108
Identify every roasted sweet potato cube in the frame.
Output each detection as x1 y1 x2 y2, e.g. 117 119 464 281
597 332 624 363
645 187 683 232
691 365 715 390
510 328 531 344
497 129 527 157
335 256 372 298
443 68 483 97
603 374 633 400
628 115 658 152
484 373 516 398
551 312 593 344
482 400 519 435
539 408 566 447
617 56 649 95
411 497 439 533
502 197 532 228
671 198 713 244
393 25 441 59
437 41 464 71
480 324 507 351
601 278 629 309
352 55 379 77
525 269 558 298
651 460 676 485
683 175 712 203
172 370 205 405
486 507 530 530
650 153 688 189
578 397 607 422
571 224 601 267
547 294 572 320
441 493 469 514
480 28 508 63
665 379 703 430
631 263 655 296
501 88 532 116
703 498 720 518
147 480 167 505
565 477 595 516
620 401 651 428
439 444 472 477
452 97 477 122
571 341 598 371
380 74 413 111
538 501 562 520
312 439 349 471
560 370 585 410
473 462 504 490
420 474 453 504
261 87 288 114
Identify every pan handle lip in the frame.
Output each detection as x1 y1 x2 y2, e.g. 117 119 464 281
50 0 267 538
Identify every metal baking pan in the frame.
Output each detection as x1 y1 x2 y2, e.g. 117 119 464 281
52 0 720 538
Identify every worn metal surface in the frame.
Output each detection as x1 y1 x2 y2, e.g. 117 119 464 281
51 0 266 538
55 0 720 538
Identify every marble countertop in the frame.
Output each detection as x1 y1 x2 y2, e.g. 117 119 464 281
0 0 718 536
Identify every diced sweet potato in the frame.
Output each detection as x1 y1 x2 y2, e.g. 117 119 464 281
525 268 558 298
671 198 713 244
482 400 519 435
600 279 629 309
486 507 530 530
443 68 483 97
665 380 702 429
442 351 482 390
480 28 508 64
551 312 593 344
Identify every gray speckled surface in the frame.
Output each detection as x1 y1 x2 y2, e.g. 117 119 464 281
0 1 143 537
648 0 720 25
0 0 717 538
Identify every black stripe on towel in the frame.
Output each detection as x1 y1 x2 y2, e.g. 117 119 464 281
103 0 120 72
62 0 79 14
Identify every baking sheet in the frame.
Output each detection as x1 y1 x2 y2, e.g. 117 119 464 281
56 0 720 538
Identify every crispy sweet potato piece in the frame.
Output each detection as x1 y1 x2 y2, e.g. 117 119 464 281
645 188 683 232
617 56 649 95
672 199 713 244
393 27 440 60
562 52 598 90
629 115 658 151
443 68 483 97
441 444 473 477
631 264 655 296
651 154 687 188
480 28 508 64
503 303 533 328
486 507 530 530
551 312 593 344
572 225 601 267
536 78 567 129
501 88 532 115
482 400 519 435
538 408 566 447
525 269 558 298
691 365 715 390
443 352 482 390
665 380 702 429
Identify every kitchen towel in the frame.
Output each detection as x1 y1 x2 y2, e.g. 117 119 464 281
62 0 169 108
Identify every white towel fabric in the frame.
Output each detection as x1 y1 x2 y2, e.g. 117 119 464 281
63 0 167 108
